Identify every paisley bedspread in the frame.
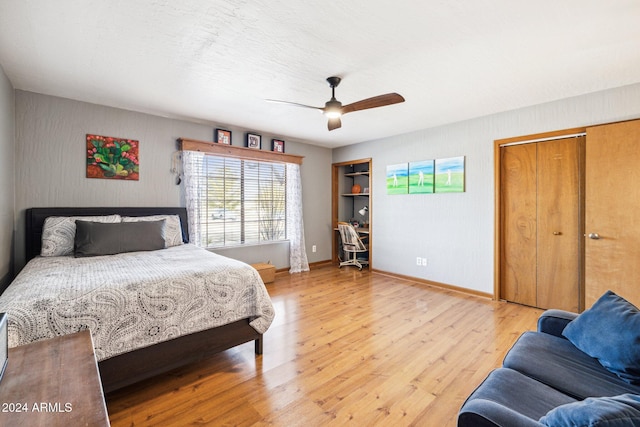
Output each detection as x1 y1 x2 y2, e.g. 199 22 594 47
0 244 275 361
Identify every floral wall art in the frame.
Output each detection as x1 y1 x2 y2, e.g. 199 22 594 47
86 134 139 180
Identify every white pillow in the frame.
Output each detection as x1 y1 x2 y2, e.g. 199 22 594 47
41 215 121 257
121 215 184 247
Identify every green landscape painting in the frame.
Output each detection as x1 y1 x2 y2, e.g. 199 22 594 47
409 160 434 194
386 163 408 194
435 156 465 193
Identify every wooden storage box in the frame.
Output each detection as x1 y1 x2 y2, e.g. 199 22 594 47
251 263 276 284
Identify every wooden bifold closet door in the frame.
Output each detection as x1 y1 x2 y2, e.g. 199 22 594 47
500 136 583 312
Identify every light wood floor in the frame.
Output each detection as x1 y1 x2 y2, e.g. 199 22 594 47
106 266 543 426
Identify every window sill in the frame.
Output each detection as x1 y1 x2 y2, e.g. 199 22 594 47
205 240 290 251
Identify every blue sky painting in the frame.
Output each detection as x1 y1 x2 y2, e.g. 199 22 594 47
386 163 408 194
409 160 434 194
435 156 465 193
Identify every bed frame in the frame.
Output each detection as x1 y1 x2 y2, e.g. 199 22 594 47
24 207 263 393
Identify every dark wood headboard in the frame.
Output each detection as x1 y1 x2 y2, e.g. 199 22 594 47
25 207 189 262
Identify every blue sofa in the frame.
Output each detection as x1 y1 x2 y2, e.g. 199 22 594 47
458 291 640 427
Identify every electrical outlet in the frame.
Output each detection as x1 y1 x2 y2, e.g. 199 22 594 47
421 258 428 266
312 245 317 253
416 257 422 266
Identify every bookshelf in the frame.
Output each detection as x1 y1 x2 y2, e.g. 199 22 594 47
331 158 372 269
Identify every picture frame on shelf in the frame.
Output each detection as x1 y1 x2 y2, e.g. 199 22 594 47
271 139 285 153
245 132 261 149
215 128 232 145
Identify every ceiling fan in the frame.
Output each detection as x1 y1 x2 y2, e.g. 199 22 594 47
267 76 405 131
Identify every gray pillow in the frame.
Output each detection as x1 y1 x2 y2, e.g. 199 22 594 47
41 215 121 256
74 220 166 257
121 215 184 247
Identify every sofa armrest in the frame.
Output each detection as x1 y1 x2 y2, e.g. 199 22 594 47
537 309 579 338
458 399 544 427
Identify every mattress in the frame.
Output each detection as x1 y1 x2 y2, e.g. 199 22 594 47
0 244 275 361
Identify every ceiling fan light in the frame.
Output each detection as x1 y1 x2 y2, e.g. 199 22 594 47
324 97 342 119
324 109 342 119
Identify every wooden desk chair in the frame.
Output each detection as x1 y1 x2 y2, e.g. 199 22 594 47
337 222 369 270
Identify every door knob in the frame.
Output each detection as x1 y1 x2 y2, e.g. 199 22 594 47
553 231 561 235
588 233 600 240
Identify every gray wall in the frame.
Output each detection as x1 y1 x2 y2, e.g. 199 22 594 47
11 84 640 294
333 83 640 295
0 65 14 290
14 90 332 272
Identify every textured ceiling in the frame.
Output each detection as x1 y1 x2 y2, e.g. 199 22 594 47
1 1 639 148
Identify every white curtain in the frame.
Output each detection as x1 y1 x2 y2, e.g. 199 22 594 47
181 150 204 246
286 163 310 273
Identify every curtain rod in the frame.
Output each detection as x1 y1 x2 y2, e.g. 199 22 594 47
499 132 586 147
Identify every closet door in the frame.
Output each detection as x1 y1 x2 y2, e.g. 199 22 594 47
500 137 582 311
536 138 581 312
500 143 537 307
585 120 640 308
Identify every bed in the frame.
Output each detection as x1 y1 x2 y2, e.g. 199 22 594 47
0 207 275 393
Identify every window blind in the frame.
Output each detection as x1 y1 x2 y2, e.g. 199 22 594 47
191 154 286 248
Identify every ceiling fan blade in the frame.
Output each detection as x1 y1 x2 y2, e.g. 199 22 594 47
328 117 342 131
340 93 405 115
265 99 322 111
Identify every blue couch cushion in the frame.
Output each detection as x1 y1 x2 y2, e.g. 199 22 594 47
503 332 640 400
539 394 640 427
458 368 576 427
563 290 640 385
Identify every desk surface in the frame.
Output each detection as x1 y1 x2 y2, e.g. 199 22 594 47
0 330 110 426
335 227 369 234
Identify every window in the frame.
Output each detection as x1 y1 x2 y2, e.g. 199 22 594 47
189 154 287 248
